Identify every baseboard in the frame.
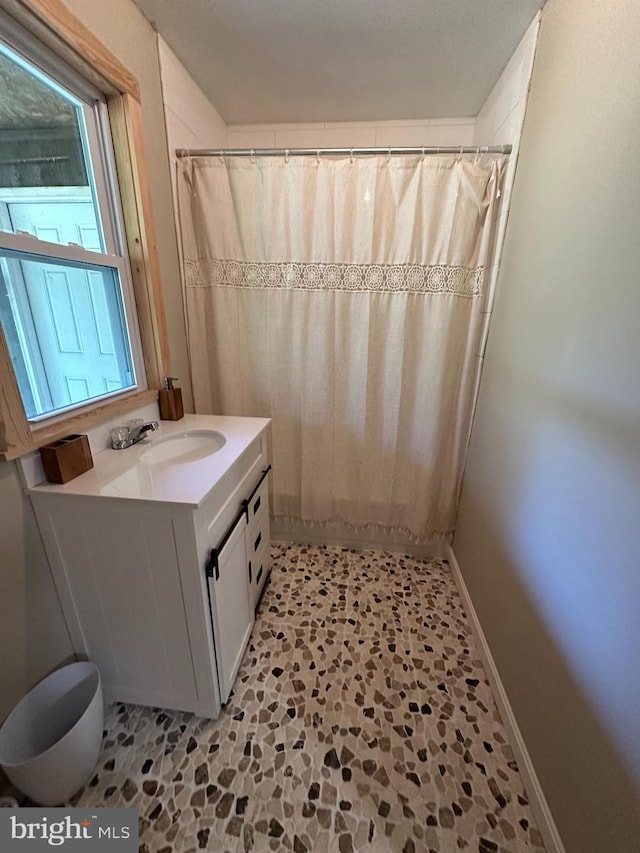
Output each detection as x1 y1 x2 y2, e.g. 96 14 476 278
448 547 566 853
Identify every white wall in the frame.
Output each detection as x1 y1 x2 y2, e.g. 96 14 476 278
0 463 75 722
227 117 475 149
156 39 228 203
473 14 540 363
158 35 228 234
453 0 640 849
156 37 228 408
158 36 227 165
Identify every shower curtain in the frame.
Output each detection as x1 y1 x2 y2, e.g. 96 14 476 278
177 153 502 548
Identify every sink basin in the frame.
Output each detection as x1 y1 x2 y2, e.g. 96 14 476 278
140 430 226 465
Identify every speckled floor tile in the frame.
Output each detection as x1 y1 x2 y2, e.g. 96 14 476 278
9 544 547 852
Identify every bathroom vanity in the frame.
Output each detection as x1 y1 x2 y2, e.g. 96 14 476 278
27 415 271 719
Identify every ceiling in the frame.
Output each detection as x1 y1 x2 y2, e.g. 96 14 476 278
133 0 544 126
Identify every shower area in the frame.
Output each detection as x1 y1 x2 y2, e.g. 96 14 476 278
176 147 505 553
163 18 539 557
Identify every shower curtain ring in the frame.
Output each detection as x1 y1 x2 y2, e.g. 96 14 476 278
285 149 290 164
218 150 224 163
250 148 256 163
316 148 320 164
387 146 392 163
350 148 354 163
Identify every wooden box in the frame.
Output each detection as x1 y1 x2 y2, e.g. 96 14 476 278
40 434 94 484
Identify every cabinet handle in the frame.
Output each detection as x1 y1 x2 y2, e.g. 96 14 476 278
248 561 252 583
257 565 263 584
253 495 261 514
205 550 219 580
254 531 262 552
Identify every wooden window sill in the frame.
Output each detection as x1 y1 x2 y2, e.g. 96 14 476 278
0 388 159 461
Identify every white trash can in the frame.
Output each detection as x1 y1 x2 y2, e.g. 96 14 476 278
0 662 103 806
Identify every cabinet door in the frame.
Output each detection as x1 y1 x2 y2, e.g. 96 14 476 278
207 515 253 703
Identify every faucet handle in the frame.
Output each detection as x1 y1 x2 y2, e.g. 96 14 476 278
110 426 131 449
164 377 179 390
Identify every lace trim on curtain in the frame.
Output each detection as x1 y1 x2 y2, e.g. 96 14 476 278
184 259 484 296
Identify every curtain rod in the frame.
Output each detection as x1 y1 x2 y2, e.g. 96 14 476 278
3 156 70 165
175 145 512 158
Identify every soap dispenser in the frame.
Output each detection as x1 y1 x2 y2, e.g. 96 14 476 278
158 377 184 420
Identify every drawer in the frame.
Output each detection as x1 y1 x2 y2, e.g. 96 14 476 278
249 535 271 608
247 468 270 561
195 444 266 553
246 471 269 526
248 504 269 558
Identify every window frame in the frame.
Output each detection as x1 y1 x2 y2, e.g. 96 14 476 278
0 236 145 421
0 0 170 460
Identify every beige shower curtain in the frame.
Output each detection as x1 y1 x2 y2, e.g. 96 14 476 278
177 154 501 547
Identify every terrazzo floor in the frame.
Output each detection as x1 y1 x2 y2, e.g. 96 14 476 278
55 545 546 851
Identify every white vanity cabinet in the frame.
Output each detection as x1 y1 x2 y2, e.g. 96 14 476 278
28 415 271 719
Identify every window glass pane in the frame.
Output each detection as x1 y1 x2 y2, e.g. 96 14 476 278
0 251 135 419
0 43 104 251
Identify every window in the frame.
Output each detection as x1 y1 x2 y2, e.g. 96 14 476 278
0 24 144 422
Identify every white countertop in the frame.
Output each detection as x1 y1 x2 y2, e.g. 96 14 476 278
27 415 271 507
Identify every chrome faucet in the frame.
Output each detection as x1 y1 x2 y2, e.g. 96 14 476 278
111 420 159 450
